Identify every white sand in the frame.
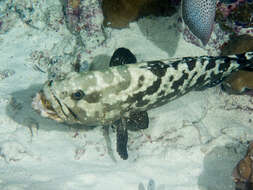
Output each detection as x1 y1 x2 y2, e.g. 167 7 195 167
0 5 252 190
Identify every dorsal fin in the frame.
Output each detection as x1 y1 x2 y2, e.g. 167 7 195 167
109 47 137 67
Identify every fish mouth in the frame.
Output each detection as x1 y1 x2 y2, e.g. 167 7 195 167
32 90 63 122
32 80 79 123
32 81 63 122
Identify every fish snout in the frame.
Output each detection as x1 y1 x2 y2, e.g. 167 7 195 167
32 89 63 122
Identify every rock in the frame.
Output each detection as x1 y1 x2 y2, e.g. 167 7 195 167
63 0 106 49
102 0 178 28
221 34 253 95
222 70 253 95
220 34 253 56
233 141 253 190
216 0 253 34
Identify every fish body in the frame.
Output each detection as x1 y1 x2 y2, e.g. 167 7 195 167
32 48 253 159
182 0 217 45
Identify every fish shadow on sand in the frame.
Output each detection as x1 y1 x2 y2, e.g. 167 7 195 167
6 82 117 161
198 142 247 190
89 54 111 71
5 84 97 133
137 14 180 57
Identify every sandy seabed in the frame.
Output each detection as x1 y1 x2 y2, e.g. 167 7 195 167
0 2 252 190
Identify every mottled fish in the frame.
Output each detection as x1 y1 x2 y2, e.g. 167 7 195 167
182 0 217 45
32 48 253 159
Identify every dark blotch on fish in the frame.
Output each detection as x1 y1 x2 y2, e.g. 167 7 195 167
147 61 168 77
186 58 197 71
171 71 189 91
205 58 216 70
218 57 231 72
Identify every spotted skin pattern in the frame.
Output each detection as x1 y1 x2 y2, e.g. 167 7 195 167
182 0 217 45
39 51 253 128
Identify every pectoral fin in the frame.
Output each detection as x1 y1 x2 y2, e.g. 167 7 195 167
125 111 149 131
182 0 217 45
114 111 149 160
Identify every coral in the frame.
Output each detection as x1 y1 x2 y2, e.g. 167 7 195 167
220 34 253 95
1 0 107 83
222 70 253 95
233 141 253 190
220 34 253 55
0 0 66 33
102 0 179 28
63 0 106 49
216 0 253 35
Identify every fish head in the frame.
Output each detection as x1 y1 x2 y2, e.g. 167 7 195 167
32 71 108 126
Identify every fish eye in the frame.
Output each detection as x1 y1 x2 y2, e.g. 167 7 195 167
71 90 85 100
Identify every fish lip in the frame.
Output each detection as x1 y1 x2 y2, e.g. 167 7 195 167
32 81 66 122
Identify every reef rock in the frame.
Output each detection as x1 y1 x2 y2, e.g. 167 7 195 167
221 34 253 95
216 0 253 35
62 0 106 49
102 0 179 28
222 70 253 95
233 141 253 190
220 34 253 56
